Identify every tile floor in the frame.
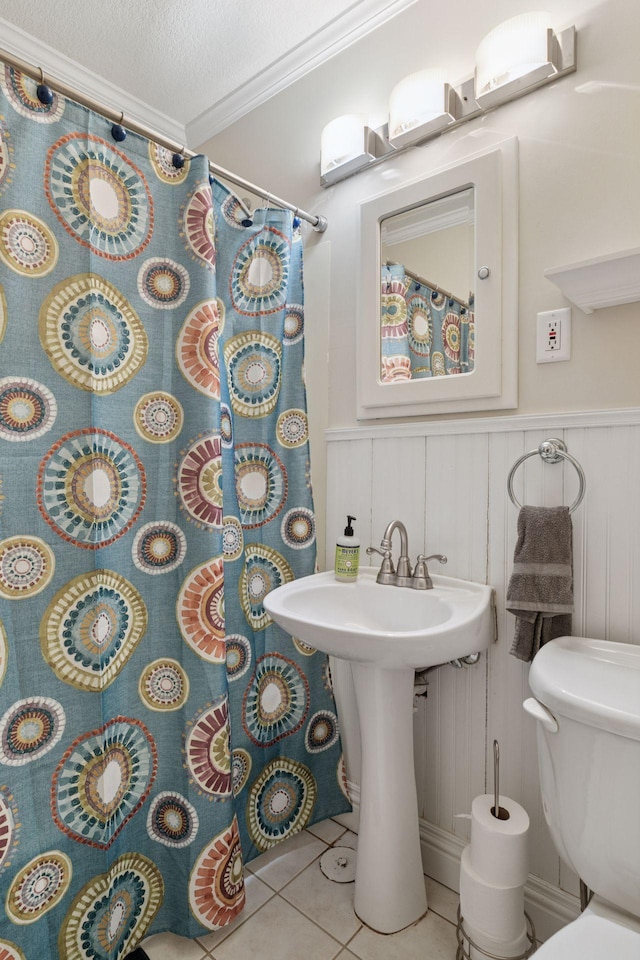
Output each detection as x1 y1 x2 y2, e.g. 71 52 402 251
141 816 461 960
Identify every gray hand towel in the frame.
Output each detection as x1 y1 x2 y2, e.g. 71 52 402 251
506 505 573 662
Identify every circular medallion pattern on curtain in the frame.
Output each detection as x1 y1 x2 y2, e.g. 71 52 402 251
184 697 232 800
1 66 65 122
222 516 244 561
6 850 72 923
59 852 163 960
231 748 252 795
176 298 223 397
39 274 148 393
247 757 317 851
305 710 339 754
138 659 190 712
51 717 158 849
0 376 57 442
234 442 287 528
276 409 308 448
0 941 26 960
224 330 282 418
0 209 59 277
41 569 147 691
146 791 199 848
0 535 55 599
188 816 245 929
280 507 315 550
182 183 216 269
225 634 252 682
131 521 187 575
283 304 304 344
133 391 183 443
37 428 146 548
230 227 290 315
148 142 189 184
177 556 226 662
137 256 190 309
175 433 223 529
243 653 309 747
44 133 154 260
406 293 432 356
239 543 294 631
0 695 65 766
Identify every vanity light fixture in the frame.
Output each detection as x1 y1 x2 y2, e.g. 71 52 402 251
320 12 576 186
475 11 576 109
388 69 458 147
320 114 394 186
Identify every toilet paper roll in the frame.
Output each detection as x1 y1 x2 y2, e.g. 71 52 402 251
460 845 525 943
470 793 530 888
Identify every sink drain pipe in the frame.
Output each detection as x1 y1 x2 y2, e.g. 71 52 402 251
414 653 482 698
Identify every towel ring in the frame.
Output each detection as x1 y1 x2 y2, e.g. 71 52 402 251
507 438 586 513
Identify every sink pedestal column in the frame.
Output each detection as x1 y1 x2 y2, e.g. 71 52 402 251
350 662 427 933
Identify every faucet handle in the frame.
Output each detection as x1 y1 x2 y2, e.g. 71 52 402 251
411 554 447 590
366 546 396 584
421 554 447 565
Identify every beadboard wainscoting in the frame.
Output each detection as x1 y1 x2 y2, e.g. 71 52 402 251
324 408 640 943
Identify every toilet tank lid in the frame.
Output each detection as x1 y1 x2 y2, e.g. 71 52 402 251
529 636 640 742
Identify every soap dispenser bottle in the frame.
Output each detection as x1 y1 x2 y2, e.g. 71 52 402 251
335 515 360 582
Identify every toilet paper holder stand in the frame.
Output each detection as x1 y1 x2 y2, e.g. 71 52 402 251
455 906 537 960
456 741 537 959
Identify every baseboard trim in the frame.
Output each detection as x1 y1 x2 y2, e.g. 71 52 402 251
344 788 580 945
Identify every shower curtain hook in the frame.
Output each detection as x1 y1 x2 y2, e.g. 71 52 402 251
172 145 186 169
111 110 127 143
36 67 54 106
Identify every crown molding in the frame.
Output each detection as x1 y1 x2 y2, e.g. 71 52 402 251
0 17 186 145
187 0 418 148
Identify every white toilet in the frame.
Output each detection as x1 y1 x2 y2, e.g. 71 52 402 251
524 635 640 959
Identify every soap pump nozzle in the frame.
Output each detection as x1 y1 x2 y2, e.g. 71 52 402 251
344 515 356 537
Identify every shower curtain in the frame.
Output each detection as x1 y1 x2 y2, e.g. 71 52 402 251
380 263 474 381
0 65 349 960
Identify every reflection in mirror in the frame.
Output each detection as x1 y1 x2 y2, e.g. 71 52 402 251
379 187 474 383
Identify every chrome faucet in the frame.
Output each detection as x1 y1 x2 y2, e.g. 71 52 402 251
366 520 447 589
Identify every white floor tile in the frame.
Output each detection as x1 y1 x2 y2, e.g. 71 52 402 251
339 830 358 850
307 818 348 845
280 857 362 944
142 930 207 960
195 873 274 952
347 908 457 960
426 876 460 925
245 829 327 891
210 895 343 960
331 811 359 833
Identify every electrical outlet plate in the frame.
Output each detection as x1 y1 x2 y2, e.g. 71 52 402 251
536 307 571 363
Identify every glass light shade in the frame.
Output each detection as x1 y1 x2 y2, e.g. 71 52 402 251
475 11 552 97
320 114 367 175
388 69 448 141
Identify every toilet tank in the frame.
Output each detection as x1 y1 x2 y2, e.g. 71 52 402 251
528 636 640 917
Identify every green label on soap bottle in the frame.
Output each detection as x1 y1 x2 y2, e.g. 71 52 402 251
335 545 360 579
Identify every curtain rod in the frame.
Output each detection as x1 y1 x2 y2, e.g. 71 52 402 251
384 260 469 309
0 46 328 234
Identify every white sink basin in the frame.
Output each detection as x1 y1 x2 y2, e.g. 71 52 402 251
264 566 494 670
264 564 495 935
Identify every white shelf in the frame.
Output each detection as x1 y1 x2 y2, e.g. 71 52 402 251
544 247 640 314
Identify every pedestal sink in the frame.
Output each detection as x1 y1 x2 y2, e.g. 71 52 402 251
264 565 494 934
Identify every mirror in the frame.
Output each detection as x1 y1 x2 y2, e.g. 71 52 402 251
380 187 475 383
357 139 518 419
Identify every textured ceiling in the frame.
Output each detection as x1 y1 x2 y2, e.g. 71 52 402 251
0 0 387 128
